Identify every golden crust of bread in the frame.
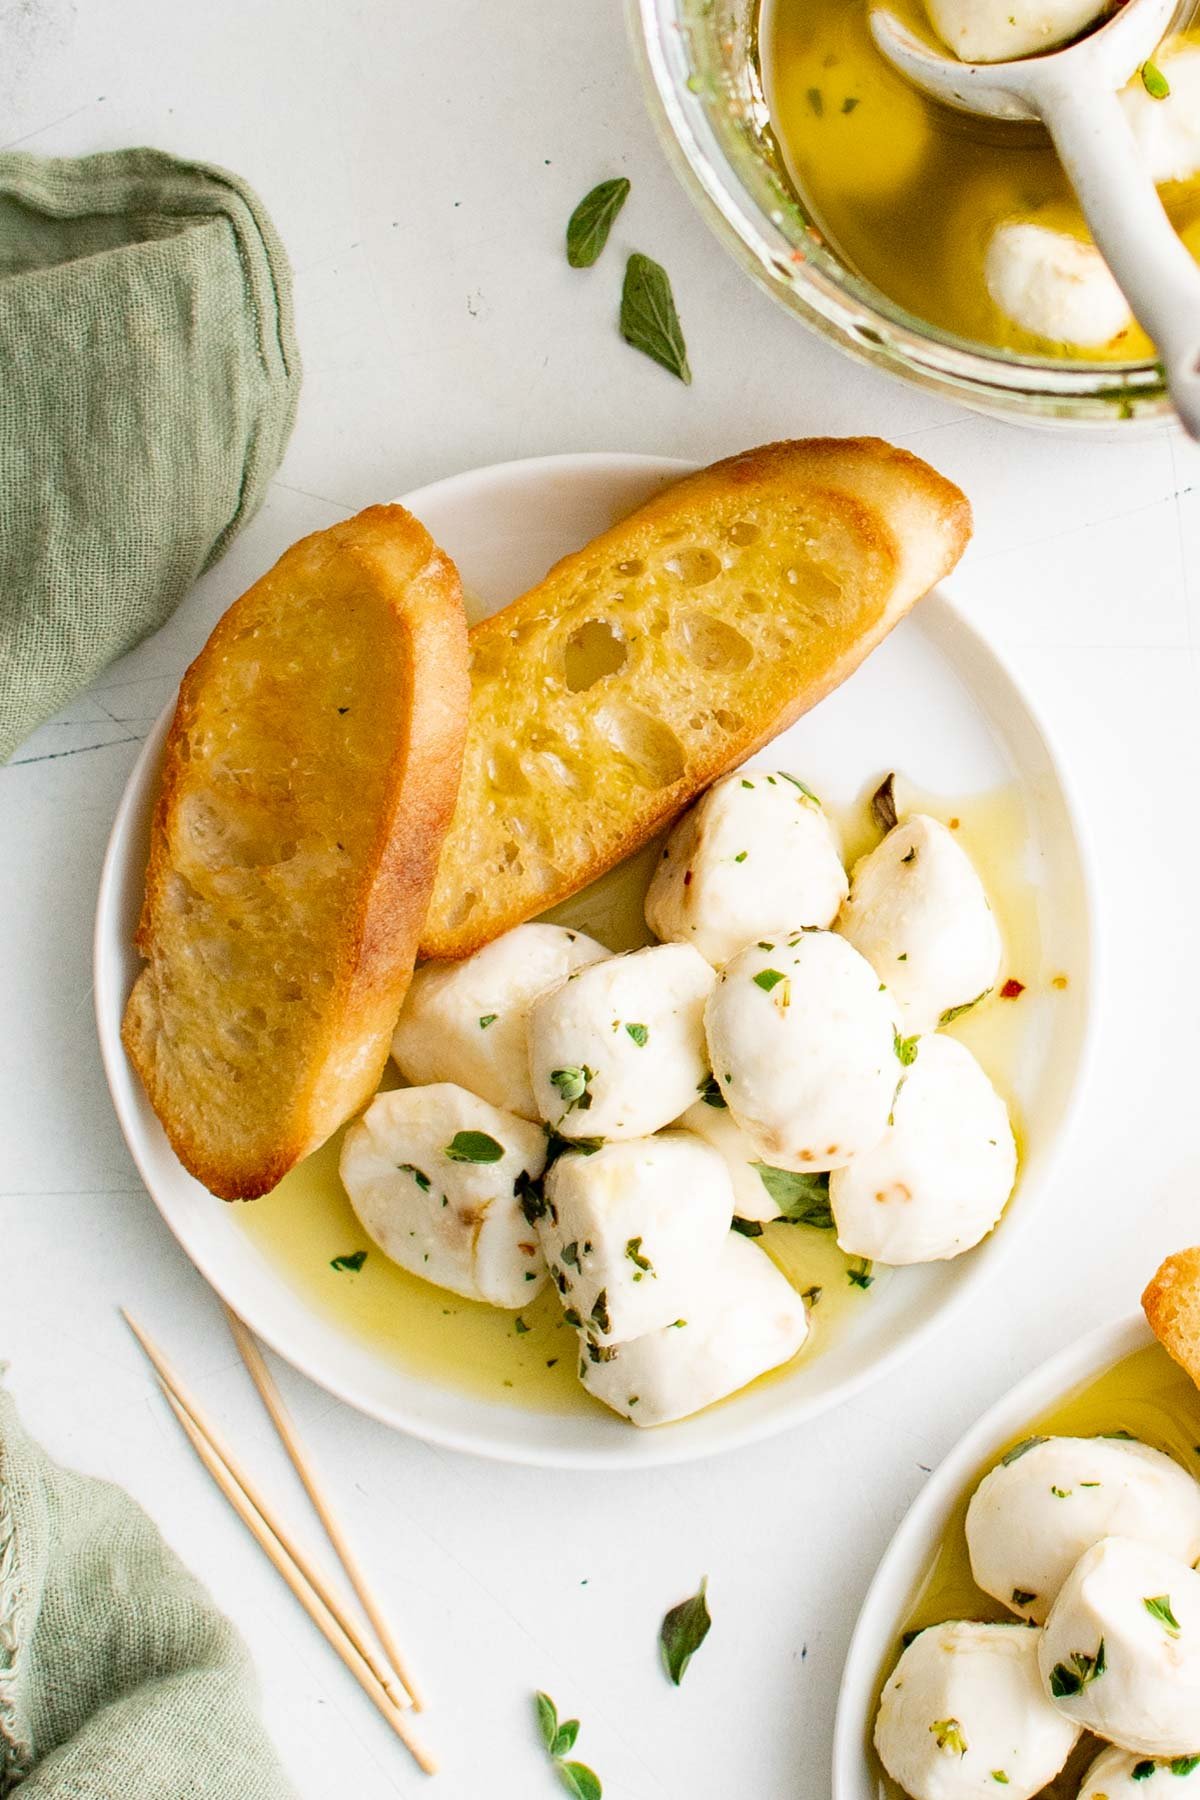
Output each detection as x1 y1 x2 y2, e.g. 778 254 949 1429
420 437 970 959
1143 1248 1200 1388
122 504 469 1199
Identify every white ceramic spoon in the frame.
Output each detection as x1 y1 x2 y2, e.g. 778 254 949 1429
870 0 1200 437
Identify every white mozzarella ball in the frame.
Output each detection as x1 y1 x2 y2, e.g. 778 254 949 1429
644 769 848 967
875 1620 1080 1800
537 1132 733 1345
984 221 1133 349
1039 1536 1200 1756
966 1436 1200 1625
705 930 899 1172
577 1231 808 1425
1080 1743 1200 1797
924 0 1105 61
829 1035 1016 1264
339 1083 548 1307
391 923 609 1119
527 943 715 1140
837 815 1003 1034
677 1094 788 1222
1121 44 1200 185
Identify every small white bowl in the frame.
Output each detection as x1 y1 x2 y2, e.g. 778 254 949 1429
832 1312 1155 1796
94 451 1098 1468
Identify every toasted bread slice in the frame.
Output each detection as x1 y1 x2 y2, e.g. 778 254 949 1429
1143 1248 1200 1387
122 505 469 1200
420 437 971 959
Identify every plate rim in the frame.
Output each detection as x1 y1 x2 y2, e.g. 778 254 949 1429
93 447 1101 1470
830 1310 1154 1798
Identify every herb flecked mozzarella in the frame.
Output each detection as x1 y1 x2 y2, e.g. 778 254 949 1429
1038 1536 1200 1756
829 1033 1016 1263
390 923 609 1119
536 1132 733 1346
923 0 1106 62
874 1620 1080 1800
965 1435 1200 1624
643 768 848 967
339 1084 548 1307
703 930 899 1172
1078 1743 1200 1798
676 1094 796 1223
576 1231 808 1425
526 942 715 1140
837 814 1003 1034
984 221 1133 350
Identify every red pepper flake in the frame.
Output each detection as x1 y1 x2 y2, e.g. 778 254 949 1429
683 869 693 886
1000 978 1025 1000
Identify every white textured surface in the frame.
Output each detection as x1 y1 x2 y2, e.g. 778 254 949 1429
3 1 1200 1796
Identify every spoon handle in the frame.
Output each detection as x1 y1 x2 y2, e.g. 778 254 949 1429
1040 76 1200 439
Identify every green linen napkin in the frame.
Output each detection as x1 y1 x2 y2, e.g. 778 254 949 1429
0 147 301 761
0 1383 296 1798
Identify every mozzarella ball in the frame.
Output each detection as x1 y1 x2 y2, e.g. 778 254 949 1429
339 1084 548 1307
1079 1744 1200 1798
829 1035 1016 1264
577 1231 808 1425
391 923 609 1119
1039 1536 1200 1756
837 815 1003 1034
705 930 898 1172
644 769 848 967
924 0 1105 62
1121 44 1200 185
875 1620 1080 1800
984 221 1133 349
677 1094 787 1223
527 943 715 1140
538 1132 733 1345
966 1436 1200 1625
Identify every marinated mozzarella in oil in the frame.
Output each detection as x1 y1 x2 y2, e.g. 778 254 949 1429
1039 1536 1200 1757
1121 43 1200 185
390 923 609 1119
644 768 848 967
676 1093 791 1223
576 1231 809 1425
526 942 715 1140
984 221 1133 350
837 814 1002 1034
874 1620 1080 1800
339 1083 548 1307
536 1133 733 1347
1079 1743 1200 1797
965 1435 1200 1623
923 0 1106 62
829 1034 1016 1264
705 930 899 1172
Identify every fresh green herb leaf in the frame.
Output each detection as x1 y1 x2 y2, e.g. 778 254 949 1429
1145 1594 1182 1638
566 176 631 268
752 1164 833 1228
1051 1486 1071 1499
550 1066 595 1114
698 1073 727 1108
1011 1588 1038 1608
478 1012 499 1030
1171 1756 1200 1776
1000 1435 1047 1467
991 1773 1009 1786
515 1168 546 1225
590 1290 611 1334
1049 1641 1105 1697
625 1237 655 1274
398 1162 431 1192
781 772 821 804
515 1316 531 1335
552 1720 580 1757
330 1250 367 1272
444 1130 504 1163
620 252 691 383
1133 1761 1157 1781
660 1577 712 1685
872 772 899 833
902 847 917 864
894 1029 920 1065
753 968 786 992
536 1691 559 1753
847 1257 874 1289
731 1217 764 1237
733 851 748 863
1141 59 1171 98
939 990 991 1025
625 1022 649 1047
557 1764 603 1800
842 95 861 112
806 85 824 115
930 1719 968 1756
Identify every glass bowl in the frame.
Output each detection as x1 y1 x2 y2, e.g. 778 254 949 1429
630 0 1171 427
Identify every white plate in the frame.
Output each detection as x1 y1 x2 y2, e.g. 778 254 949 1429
832 1313 1154 1798
94 451 1096 1468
